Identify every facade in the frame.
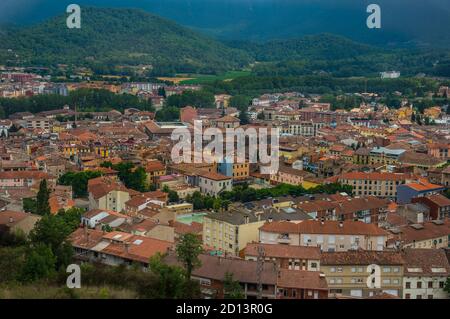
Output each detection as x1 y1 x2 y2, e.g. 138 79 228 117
387 219 450 249
397 181 445 205
336 172 414 199
321 251 405 298
259 220 388 252
198 172 232 196
244 243 321 271
402 249 449 299
286 121 325 137
412 194 450 220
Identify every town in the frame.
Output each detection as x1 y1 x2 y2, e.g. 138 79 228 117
0 64 449 300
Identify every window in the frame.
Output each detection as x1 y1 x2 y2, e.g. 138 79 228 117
405 293 410 299
428 295 433 299
417 282 422 289
439 281 445 288
405 282 411 289
383 267 391 273
328 235 336 244
337 267 343 273
416 295 422 299
393 267 399 273
428 282 433 289
330 267 336 273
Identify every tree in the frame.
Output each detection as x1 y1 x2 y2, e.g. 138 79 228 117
444 277 450 294
168 190 180 203
23 197 37 214
58 170 102 198
176 233 203 279
128 167 148 192
146 253 188 299
223 272 244 299
36 179 51 215
239 109 250 125
20 243 57 282
230 95 250 109
29 214 74 268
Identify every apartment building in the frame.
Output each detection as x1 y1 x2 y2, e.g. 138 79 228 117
26 116 51 131
203 208 310 256
321 251 404 298
198 171 232 196
0 171 52 188
368 147 405 165
259 220 388 251
286 120 325 137
335 172 414 199
295 196 389 224
145 160 166 186
244 243 321 271
88 177 138 212
387 219 450 249
412 194 450 220
397 180 445 204
402 249 450 299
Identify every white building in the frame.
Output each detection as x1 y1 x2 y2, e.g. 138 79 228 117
402 248 449 299
198 171 232 196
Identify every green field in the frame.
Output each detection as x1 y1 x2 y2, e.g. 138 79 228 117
179 70 251 84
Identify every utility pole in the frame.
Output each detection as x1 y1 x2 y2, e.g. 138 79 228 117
256 244 265 299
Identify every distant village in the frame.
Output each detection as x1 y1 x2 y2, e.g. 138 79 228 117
0 68 449 300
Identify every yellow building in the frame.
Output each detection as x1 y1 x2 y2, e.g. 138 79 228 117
145 160 166 185
321 251 405 298
231 162 250 180
203 212 265 256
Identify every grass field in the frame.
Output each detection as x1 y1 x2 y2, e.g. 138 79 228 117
0 284 136 299
178 70 251 85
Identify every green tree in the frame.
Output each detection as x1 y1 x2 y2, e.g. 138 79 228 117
239 109 250 125
444 277 450 294
36 179 51 215
20 243 57 282
145 253 188 299
176 233 203 279
223 272 244 299
128 167 148 192
58 171 102 198
29 214 74 269
168 190 180 203
23 197 37 214
230 95 250 109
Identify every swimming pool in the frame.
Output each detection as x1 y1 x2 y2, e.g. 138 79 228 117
176 212 207 225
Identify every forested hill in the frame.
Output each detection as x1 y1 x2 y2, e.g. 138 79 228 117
227 34 380 62
0 7 252 75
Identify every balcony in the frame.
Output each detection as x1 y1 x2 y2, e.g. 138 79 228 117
277 235 291 244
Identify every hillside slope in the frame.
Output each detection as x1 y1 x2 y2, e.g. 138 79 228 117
0 7 252 75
